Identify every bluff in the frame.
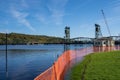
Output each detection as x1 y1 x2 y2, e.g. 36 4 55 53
0 33 64 45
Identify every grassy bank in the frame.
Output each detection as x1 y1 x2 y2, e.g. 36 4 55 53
70 51 120 80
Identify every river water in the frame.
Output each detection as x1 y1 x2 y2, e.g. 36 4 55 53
0 44 92 80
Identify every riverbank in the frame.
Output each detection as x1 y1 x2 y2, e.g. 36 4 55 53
70 51 120 80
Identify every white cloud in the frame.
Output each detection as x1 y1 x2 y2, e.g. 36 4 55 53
11 7 35 32
47 0 69 25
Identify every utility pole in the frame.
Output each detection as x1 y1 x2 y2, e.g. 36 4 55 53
101 9 111 36
5 33 8 80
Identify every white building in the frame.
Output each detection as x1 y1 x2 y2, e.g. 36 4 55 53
94 37 115 47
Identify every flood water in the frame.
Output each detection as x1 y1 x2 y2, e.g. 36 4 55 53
0 44 92 80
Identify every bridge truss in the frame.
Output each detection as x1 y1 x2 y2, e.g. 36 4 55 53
70 36 120 44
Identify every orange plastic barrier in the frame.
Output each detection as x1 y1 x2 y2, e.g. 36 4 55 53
34 46 120 80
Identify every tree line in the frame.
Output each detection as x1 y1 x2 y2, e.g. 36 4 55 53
0 33 64 45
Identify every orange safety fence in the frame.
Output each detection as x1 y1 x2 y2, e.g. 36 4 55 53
34 46 120 80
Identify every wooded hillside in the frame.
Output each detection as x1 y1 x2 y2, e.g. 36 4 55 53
0 33 64 45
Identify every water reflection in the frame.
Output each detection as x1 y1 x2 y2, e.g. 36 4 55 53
93 46 117 52
64 44 70 51
0 44 93 80
0 45 64 80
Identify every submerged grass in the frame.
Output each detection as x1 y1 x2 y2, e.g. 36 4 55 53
70 51 120 80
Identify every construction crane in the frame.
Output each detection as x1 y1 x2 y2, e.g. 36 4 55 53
101 10 111 36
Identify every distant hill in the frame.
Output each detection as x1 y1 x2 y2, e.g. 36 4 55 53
0 33 64 45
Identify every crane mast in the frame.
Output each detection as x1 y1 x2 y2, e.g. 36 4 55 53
101 10 111 36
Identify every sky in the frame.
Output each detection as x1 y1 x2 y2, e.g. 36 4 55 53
0 0 120 38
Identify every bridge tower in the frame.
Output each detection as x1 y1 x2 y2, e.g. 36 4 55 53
65 26 70 43
95 24 102 39
94 24 114 47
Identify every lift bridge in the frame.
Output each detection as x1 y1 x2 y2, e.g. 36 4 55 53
71 37 94 43
64 26 120 44
70 36 120 44
110 36 120 41
64 10 120 44
64 26 94 44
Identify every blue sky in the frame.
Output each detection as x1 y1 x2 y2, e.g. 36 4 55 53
0 0 120 38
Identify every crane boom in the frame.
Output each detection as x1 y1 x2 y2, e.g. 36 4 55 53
101 10 111 36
